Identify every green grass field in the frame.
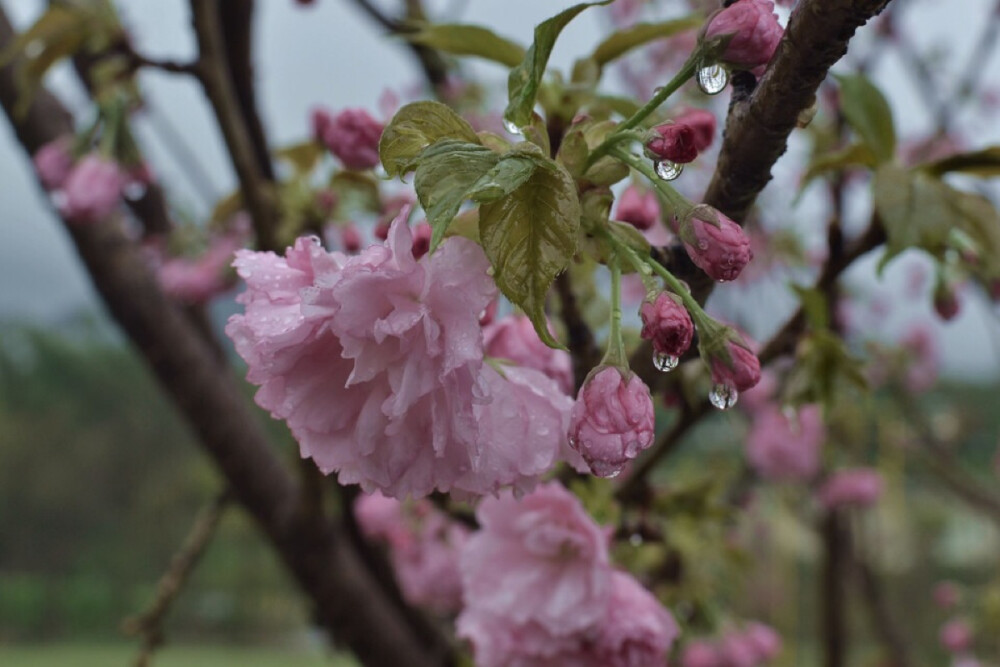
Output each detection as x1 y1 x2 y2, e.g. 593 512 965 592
0 644 356 667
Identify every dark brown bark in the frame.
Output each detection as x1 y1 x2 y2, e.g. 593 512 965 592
821 511 850 667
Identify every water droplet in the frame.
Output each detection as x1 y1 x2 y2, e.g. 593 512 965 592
708 382 738 410
697 64 729 95
587 458 624 478
502 117 521 135
653 352 679 372
629 533 643 547
654 160 683 181
123 181 147 201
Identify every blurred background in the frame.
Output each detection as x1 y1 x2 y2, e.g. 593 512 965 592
1 0 1000 665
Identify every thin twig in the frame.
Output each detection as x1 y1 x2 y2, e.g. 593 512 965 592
122 490 233 667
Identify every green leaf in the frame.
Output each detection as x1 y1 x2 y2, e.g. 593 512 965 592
468 155 539 204
835 73 896 164
406 24 526 67
379 101 480 178
591 16 702 67
413 140 500 251
274 141 324 173
329 171 381 214
799 142 876 193
790 285 829 331
480 160 581 348
921 146 1000 178
504 0 613 130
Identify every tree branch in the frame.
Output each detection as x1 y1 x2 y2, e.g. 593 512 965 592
191 0 279 250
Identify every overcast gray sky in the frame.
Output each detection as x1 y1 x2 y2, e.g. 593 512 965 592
1 0 999 380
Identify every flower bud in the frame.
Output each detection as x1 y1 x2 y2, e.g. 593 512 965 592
710 336 761 392
568 366 655 478
743 622 782 661
682 641 722 667
341 223 362 253
672 108 716 152
682 209 753 282
933 282 961 321
703 0 783 70
315 108 383 170
640 292 694 358
817 468 883 509
645 122 698 164
616 185 660 231
58 154 124 225
33 137 74 191
411 221 432 259
939 618 974 654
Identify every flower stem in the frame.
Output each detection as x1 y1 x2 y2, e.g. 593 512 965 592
609 146 694 214
602 253 629 370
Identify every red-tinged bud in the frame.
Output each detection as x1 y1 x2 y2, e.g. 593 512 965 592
933 286 960 322
374 220 391 241
411 221 432 259
568 366 655 478
341 223 362 253
616 186 659 231
640 293 693 359
682 209 753 282
645 122 698 164
315 108 383 170
672 108 716 152
703 0 784 70
710 337 761 393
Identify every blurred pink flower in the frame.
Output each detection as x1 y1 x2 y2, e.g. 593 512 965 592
313 107 383 170
940 618 974 654
33 136 74 191
817 468 883 509
682 640 722 667
746 404 824 481
616 186 660 231
593 571 679 666
58 154 124 225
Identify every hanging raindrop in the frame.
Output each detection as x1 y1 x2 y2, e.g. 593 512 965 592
708 382 739 410
502 117 521 135
697 64 729 95
653 352 679 372
654 160 683 181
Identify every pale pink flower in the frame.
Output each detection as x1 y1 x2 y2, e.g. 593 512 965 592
746 404 824 481
457 609 599 667
593 571 679 666
58 154 124 224
460 483 612 636
483 314 573 395
568 367 656 478
683 210 753 282
616 186 660 231
354 492 410 547
817 468 883 509
940 618 974 654
33 136 73 191
640 292 694 358
314 107 384 170
683 640 722 667
704 0 783 71
226 218 497 498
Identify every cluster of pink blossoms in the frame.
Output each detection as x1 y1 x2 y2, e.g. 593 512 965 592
354 492 467 613
34 138 128 225
226 217 579 498
458 483 678 666
682 623 782 667
745 404 824 481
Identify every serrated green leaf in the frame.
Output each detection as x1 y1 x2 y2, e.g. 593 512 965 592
379 101 480 177
468 156 538 203
835 73 896 164
406 24 526 67
275 141 324 173
591 16 702 67
413 140 500 251
921 146 1000 178
504 0 613 130
480 160 581 348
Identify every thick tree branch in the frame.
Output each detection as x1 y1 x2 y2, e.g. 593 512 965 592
821 511 850 667
191 0 279 250
0 12 442 666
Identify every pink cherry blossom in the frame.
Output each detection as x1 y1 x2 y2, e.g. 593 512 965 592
683 210 753 283
616 185 660 231
940 618 974 654
460 483 612 636
593 571 679 666
314 107 384 170
483 314 573 395
156 232 245 304
33 136 73 191
646 122 699 163
704 0 784 71
226 219 497 498
354 492 410 547
640 292 694 358
58 154 124 225
746 404 824 481
457 608 600 667
568 367 656 478
817 468 883 509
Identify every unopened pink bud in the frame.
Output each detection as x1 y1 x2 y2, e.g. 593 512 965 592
58 154 124 225
940 618 974 654
568 366 655 478
672 108 716 152
33 137 74 191
616 186 660 231
704 0 784 70
341 223 362 253
646 122 699 163
711 337 761 392
683 211 753 282
411 221 432 259
316 108 383 170
934 286 961 321
640 293 693 358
